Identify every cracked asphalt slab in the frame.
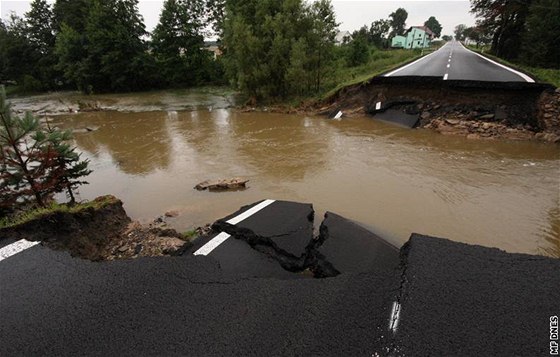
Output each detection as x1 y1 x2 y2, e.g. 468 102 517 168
0 243 400 356
393 234 560 356
1 200 559 356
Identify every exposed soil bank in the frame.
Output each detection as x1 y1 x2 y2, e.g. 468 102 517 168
314 76 560 143
0 196 192 261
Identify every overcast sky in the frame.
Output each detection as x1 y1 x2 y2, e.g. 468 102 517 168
1 0 476 38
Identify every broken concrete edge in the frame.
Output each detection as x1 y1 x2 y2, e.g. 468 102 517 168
312 76 559 142
209 203 340 278
0 195 193 261
396 232 560 305
206 208 403 279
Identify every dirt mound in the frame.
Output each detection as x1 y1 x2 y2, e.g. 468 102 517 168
0 196 193 261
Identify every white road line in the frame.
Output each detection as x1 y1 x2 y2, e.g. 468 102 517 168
458 42 535 83
226 199 275 225
0 240 40 262
193 232 230 256
447 64 450 68
443 73 449 80
384 50 439 77
389 301 402 333
193 199 276 256
375 102 381 110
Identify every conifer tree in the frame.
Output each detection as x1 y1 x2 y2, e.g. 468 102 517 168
0 86 91 211
44 123 91 204
0 86 54 208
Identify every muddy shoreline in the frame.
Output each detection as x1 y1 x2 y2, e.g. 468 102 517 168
0 196 212 261
8 81 560 144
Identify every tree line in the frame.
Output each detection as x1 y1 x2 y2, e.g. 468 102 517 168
0 0 449 102
0 0 224 94
458 0 558 68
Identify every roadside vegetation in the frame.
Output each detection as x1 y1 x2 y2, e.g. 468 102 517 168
466 45 560 87
0 195 113 229
0 85 91 219
319 49 422 101
452 0 558 86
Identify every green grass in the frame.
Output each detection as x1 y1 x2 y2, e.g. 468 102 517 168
319 48 424 101
466 45 560 87
182 230 198 240
0 196 117 229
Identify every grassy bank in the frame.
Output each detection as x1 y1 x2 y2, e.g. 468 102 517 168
466 45 559 87
319 48 422 101
0 196 118 230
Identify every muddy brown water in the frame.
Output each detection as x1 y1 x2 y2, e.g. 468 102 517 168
15 90 559 258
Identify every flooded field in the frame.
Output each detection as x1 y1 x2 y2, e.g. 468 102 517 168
15 90 559 258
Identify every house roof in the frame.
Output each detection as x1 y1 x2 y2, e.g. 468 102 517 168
407 26 435 37
335 30 351 43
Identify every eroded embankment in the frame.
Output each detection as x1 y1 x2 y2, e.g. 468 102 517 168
0 196 191 261
315 76 560 142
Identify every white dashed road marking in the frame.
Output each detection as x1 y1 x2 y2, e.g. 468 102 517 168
443 73 449 80
194 199 276 256
0 240 40 262
389 301 402 333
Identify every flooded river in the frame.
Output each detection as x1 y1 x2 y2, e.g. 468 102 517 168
13 89 559 258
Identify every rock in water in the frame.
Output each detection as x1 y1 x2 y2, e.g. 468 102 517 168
194 178 249 191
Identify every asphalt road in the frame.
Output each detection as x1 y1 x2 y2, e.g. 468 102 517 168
385 41 535 82
1 200 559 356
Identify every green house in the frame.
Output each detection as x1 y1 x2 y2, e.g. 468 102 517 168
391 35 407 48
391 26 435 49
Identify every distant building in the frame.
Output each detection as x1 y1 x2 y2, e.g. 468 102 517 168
203 41 222 60
391 35 407 48
391 26 435 49
335 31 352 46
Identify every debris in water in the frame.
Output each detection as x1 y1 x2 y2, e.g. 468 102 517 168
194 178 249 191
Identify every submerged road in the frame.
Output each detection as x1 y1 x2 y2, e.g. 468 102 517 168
385 41 535 82
1 200 559 356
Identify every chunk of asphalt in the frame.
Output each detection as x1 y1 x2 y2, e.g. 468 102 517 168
316 212 400 274
373 108 420 128
215 200 314 259
191 231 301 279
393 234 560 356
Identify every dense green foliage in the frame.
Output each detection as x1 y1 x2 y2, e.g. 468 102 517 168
0 0 220 94
0 86 90 214
152 0 220 87
56 0 157 93
470 0 559 68
352 19 391 49
222 0 338 101
519 0 559 69
389 8 408 38
424 17 442 38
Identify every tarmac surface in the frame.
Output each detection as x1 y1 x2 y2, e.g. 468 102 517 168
385 41 535 83
1 199 559 356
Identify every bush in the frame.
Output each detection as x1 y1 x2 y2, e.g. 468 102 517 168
21 74 42 93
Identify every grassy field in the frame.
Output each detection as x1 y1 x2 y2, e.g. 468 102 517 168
466 45 559 87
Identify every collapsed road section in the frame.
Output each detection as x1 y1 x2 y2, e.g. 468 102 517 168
1 199 559 356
